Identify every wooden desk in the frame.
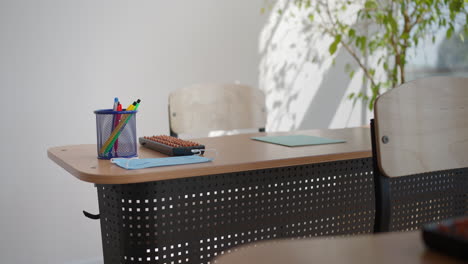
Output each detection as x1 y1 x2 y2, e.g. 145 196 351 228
215 231 464 264
48 127 374 264
48 127 371 184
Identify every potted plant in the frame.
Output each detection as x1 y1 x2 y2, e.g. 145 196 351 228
266 0 468 110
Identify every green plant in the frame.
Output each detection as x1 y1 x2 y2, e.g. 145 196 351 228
271 0 468 109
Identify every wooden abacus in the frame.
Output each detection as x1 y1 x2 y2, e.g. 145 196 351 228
139 135 205 156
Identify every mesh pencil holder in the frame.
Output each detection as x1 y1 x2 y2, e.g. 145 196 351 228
94 109 138 159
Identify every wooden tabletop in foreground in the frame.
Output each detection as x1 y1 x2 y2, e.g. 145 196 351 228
47 127 371 184
214 231 464 264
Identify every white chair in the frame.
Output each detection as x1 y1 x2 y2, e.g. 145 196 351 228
168 83 267 137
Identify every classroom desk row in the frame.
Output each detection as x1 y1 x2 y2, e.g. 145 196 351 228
48 127 426 264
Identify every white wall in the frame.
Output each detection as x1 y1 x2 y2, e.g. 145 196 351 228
259 0 372 131
0 1 266 263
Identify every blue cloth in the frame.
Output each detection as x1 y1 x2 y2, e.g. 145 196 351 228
111 155 213 170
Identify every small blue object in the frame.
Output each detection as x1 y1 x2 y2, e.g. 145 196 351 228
111 155 213 170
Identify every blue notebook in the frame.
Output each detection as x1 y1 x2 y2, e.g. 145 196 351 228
251 135 346 147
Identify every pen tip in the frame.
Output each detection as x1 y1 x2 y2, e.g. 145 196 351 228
137 99 141 103
114 97 118 102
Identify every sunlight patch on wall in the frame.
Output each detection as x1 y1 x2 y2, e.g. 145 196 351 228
329 69 367 128
259 0 365 131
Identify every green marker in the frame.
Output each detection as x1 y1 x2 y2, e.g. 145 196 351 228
134 99 141 110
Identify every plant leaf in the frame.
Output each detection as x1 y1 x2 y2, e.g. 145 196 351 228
446 26 454 39
364 0 378 9
349 28 356 38
329 34 342 55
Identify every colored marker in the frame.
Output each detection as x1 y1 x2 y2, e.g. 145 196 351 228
134 99 141 109
134 99 141 110
113 97 119 111
126 101 137 111
114 102 123 152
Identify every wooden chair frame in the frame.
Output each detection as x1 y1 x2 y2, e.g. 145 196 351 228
371 76 468 233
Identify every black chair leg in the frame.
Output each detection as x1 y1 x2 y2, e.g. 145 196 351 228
371 119 391 233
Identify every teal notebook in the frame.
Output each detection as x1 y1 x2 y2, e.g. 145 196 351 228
251 135 346 147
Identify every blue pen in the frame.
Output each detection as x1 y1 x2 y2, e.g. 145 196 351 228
113 97 119 111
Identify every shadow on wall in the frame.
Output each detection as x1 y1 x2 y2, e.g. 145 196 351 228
259 0 368 131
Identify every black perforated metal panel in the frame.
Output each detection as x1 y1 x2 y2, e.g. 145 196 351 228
96 158 374 264
387 168 468 232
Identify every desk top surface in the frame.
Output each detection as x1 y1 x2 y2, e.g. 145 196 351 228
214 231 464 264
47 127 371 184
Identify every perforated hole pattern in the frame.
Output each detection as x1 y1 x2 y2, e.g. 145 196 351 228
388 168 468 232
96 158 468 264
97 158 375 264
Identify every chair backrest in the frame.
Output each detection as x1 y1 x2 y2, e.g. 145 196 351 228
374 76 468 177
168 83 267 137
372 76 468 232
